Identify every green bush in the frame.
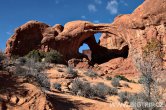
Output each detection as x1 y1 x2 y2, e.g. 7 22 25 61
26 50 45 62
45 50 64 64
84 70 98 78
115 75 130 82
111 77 120 87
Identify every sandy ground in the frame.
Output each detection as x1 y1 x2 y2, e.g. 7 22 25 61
45 65 143 110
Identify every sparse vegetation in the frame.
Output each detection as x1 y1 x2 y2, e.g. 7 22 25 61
45 50 64 64
115 75 130 82
71 79 114 99
67 67 78 78
26 50 45 62
132 38 164 110
118 91 130 103
14 58 50 90
128 92 163 110
84 70 98 78
15 57 27 65
111 77 120 87
92 82 110 99
70 78 94 98
109 87 118 95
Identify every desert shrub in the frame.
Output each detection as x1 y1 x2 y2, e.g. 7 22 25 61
53 83 61 91
71 78 94 98
14 65 27 76
36 72 50 89
92 83 110 99
45 50 64 64
26 50 45 62
128 93 162 110
14 58 50 90
109 87 118 95
67 67 78 78
71 79 116 99
24 59 48 72
15 57 27 65
118 91 130 103
115 75 130 82
111 77 120 87
106 76 112 80
84 70 98 78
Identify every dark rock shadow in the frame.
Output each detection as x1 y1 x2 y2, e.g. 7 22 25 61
91 45 129 64
46 94 93 110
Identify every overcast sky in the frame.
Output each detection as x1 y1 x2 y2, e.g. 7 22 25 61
0 0 144 52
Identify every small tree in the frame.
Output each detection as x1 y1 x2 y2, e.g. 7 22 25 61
132 38 164 110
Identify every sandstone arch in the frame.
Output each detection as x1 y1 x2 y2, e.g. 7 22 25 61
5 0 166 67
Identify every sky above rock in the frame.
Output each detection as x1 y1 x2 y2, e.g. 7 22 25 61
0 0 144 52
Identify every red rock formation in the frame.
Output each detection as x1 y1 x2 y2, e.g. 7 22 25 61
5 0 166 68
5 20 49 57
99 33 127 50
82 49 92 60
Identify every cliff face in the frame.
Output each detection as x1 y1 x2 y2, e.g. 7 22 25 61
5 0 166 67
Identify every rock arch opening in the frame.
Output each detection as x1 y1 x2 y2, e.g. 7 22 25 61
91 45 129 64
79 43 91 60
77 32 129 65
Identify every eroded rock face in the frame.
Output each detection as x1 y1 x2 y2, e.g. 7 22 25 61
99 33 127 50
5 20 49 57
5 0 166 67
